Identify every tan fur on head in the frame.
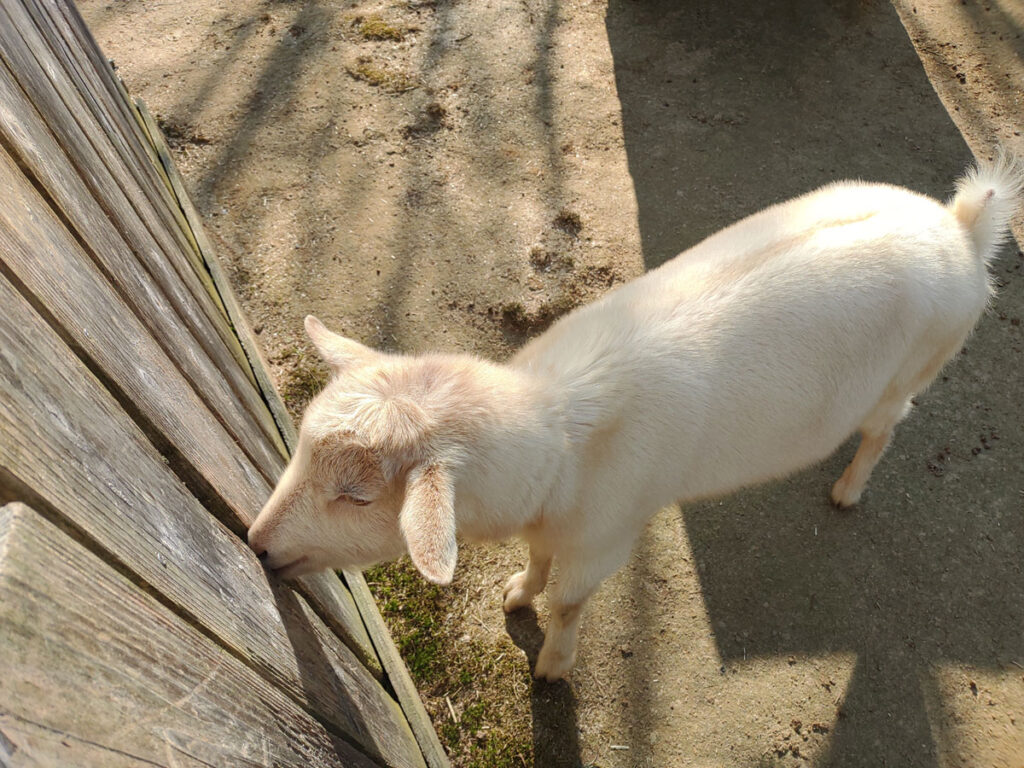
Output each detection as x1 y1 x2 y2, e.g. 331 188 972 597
248 318 481 583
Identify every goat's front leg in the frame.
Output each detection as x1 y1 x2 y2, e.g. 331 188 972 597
502 539 553 612
533 541 632 682
533 586 593 682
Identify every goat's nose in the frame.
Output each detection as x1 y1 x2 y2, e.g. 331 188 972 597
255 549 269 562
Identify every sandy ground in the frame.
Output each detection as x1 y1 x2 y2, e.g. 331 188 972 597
78 0 1024 765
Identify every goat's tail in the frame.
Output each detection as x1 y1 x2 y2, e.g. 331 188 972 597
949 153 1024 263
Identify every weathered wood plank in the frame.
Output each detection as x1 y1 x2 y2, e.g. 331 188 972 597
6 3 443 759
131 99 208 269
0 502 382 768
0 3 283 454
0 142 280 512
0 272 424 768
36 0 394 693
135 98 300 452
23 0 266 388
0 80 380 677
28 0 222 321
6 0 228 327
0 59 286 474
296 573 383 680
50 0 195 227
53 0 166 191
126 92 382 682
0 715 150 768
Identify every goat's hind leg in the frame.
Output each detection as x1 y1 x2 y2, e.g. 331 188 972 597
831 343 961 509
831 427 897 509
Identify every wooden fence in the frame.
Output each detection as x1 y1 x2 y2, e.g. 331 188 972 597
0 0 448 765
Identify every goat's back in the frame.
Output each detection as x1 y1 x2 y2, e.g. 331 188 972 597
516 181 990 510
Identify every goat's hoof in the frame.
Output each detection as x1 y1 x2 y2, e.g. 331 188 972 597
502 571 536 613
533 646 574 682
829 480 860 510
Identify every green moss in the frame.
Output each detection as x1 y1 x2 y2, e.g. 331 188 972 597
364 560 533 766
346 59 416 92
357 14 406 41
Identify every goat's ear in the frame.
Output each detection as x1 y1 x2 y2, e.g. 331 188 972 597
399 463 457 585
305 315 376 375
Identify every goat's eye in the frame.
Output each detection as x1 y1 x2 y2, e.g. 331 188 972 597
336 492 372 507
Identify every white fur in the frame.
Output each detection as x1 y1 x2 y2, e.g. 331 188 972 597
248 161 1021 681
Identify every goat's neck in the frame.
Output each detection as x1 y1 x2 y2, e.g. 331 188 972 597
433 358 571 541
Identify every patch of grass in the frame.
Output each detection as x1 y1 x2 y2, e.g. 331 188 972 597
277 349 328 418
346 57 417 92
365 560 533 766
356 14 407 41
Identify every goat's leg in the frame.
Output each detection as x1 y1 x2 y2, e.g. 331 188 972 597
503 539 553 612
831 342 961 509
534 540 633 681
831 428 894 508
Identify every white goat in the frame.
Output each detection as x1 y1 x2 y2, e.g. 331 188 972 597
248 160 1021 681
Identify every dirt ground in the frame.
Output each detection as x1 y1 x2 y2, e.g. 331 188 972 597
79 0 1024 765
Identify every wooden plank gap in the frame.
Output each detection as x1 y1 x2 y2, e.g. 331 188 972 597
0 123 279 487
131 99 227 320
0 501 389 768
14 0 233 330
0 3 261 418
0 62 287 481
294 575 385 681
0 465 252 678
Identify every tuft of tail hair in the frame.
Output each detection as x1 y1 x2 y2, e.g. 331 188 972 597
949 153 1024 263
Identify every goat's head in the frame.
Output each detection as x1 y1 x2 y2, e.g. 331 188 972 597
247 316 458 584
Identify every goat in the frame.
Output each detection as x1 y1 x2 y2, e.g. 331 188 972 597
248 160 1021 681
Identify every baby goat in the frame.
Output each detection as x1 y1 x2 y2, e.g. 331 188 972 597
248 161 1021 681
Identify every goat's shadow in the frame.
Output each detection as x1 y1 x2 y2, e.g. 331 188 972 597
505 609 583 768
607 0 973 272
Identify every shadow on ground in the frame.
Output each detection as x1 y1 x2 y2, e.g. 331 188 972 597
607 0 1022 765
607 0 971 270
505 609 582 768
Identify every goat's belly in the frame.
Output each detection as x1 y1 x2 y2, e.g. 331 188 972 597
650 334 916 503
682 420 859 501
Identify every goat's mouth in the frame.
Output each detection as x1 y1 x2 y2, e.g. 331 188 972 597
273 555 312 579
